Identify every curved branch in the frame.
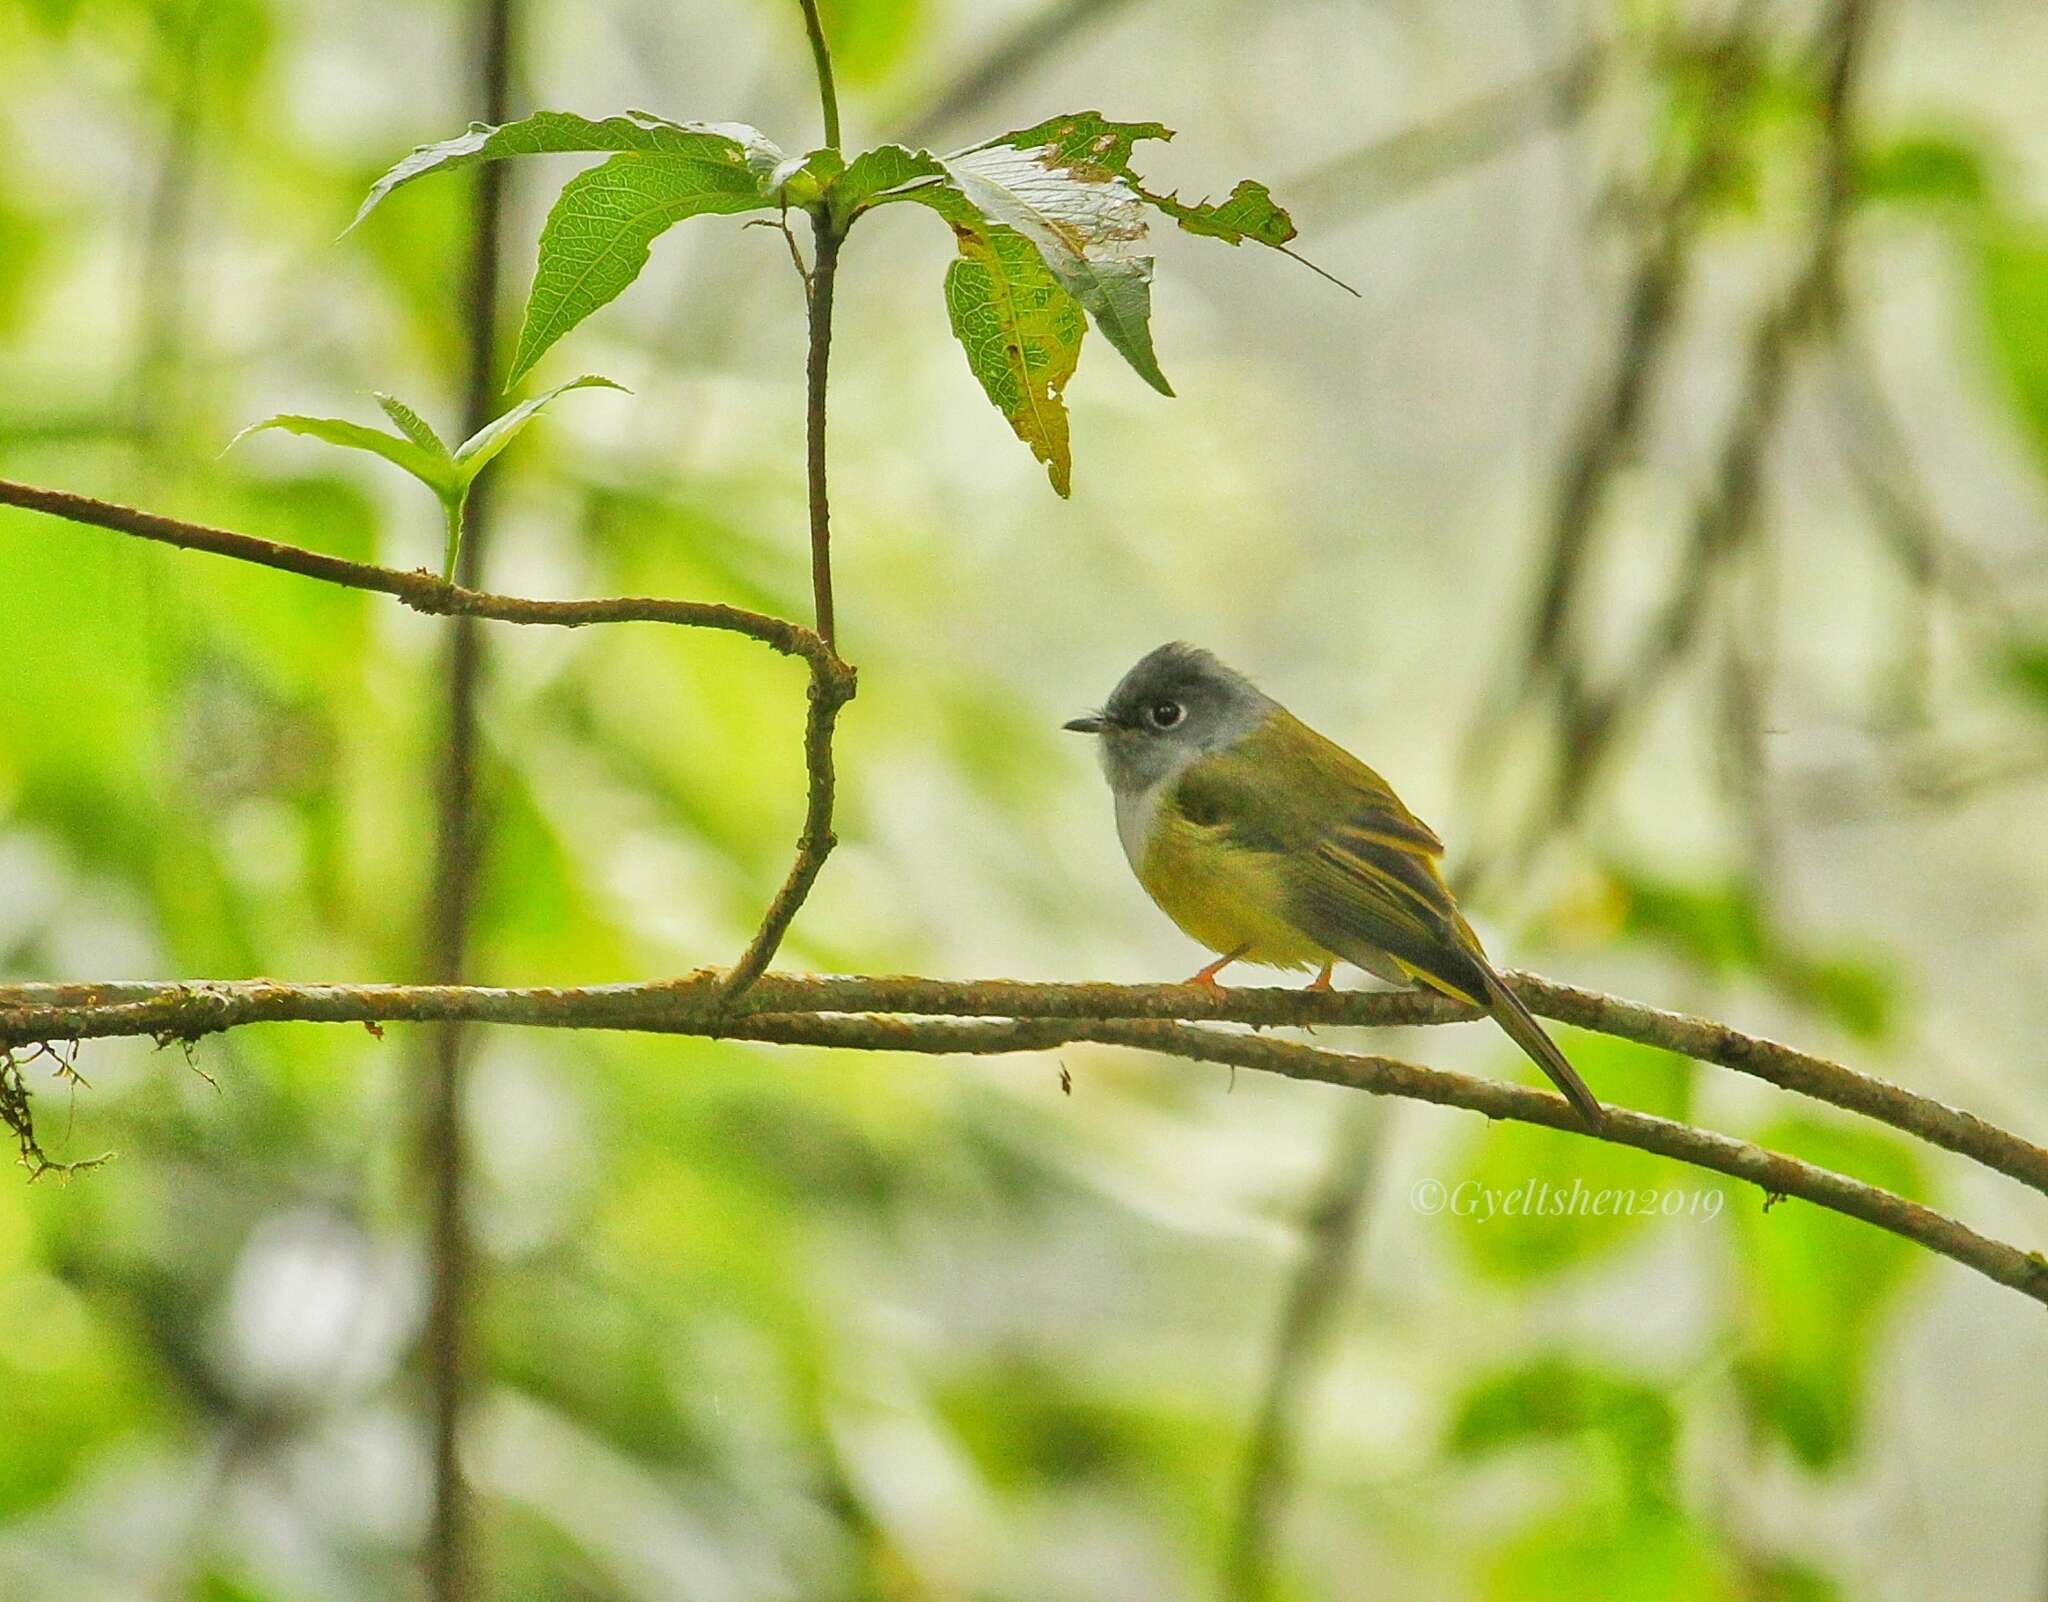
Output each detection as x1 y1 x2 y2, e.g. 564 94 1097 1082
721 659 855 994
2 969 2044 1205
0 477 846 678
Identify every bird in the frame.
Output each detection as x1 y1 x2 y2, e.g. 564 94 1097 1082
1064 642 1601 1126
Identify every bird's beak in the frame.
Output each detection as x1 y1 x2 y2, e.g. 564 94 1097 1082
1063 714 1107 735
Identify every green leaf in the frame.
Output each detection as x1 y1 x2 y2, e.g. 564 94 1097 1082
1856 132 1989 210
1448 1355 1679 1497
1603 865 1899 1040
1980 222 2048 467
1138 177 1298 247
944 114 1174 395
2005 638 2048 705
1729 1117 1926 1469
229 410 458 500
351 109 781 230
1480 1501 1736 1602
508 148 772 384
1448 1034 1699 1282
453 374 627 482
769 147 845 210
943 227 1085 496
834 142 947 221
374 391 447 455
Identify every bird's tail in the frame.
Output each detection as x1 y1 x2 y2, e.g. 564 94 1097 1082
1476 967 1602 1127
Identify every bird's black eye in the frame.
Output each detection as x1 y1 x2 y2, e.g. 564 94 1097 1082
1147 700 1184 729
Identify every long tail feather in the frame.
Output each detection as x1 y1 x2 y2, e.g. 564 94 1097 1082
1477 969 1603 1127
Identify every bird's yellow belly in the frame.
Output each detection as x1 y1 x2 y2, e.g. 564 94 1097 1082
1136 807 1329 971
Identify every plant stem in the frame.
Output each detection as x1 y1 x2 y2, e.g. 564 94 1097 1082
797 0 842 151
441 496 465 583
804 213 841 649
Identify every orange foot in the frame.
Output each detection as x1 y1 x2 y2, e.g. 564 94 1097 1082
1307 963 1336 993
1184 946 1249 1003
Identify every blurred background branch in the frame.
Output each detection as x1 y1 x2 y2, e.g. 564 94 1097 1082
414 1 518 1597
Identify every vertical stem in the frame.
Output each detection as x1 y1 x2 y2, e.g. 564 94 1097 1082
804 214 842 650
441 497 466 584
420 0 514 1597
797 0 842 151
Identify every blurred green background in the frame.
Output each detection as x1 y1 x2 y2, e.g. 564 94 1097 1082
5 0 2048 1597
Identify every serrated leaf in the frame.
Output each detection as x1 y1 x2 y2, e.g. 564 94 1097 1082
374 391 448 455
945 114 1173 395
508 149 772 384
835 142 947 220
351 109 780 231
228 411 458 500
453 374 626 481
943 227 1085 496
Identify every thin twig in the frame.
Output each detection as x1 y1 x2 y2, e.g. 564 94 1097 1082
0 478 842 673
1513 20 1758 699
720 657 855 995
3 970 2043 1204
714 9 859 998
802 216 842 651
1545 0 1870 839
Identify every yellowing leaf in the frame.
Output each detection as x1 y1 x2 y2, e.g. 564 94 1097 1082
944 227 1085 496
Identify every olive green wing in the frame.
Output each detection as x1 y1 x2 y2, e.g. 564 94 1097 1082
1172 712 1490 1000
1174 711 1604 1125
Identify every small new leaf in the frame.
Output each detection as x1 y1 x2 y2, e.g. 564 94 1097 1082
835 142 947 221
453 374 627 480
944 227 1085 496
375 391 448 455
229 409 458 501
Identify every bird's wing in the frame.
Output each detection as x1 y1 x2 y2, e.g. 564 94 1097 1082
1171 711 1489 1001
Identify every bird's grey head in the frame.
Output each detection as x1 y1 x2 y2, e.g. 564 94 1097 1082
1064 642 1275 796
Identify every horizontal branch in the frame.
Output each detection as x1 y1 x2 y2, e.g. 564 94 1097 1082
2 969 2044 1207
0 477 850 684
4 976 2039 1306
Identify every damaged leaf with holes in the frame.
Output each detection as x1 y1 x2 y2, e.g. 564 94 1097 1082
945 226 1086 496
851 112 1335 490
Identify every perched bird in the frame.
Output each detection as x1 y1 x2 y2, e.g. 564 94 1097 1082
1065 643 1601 1126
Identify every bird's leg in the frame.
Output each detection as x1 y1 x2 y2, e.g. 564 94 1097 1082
1185 945 1251 1002
1307 963 1336 993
